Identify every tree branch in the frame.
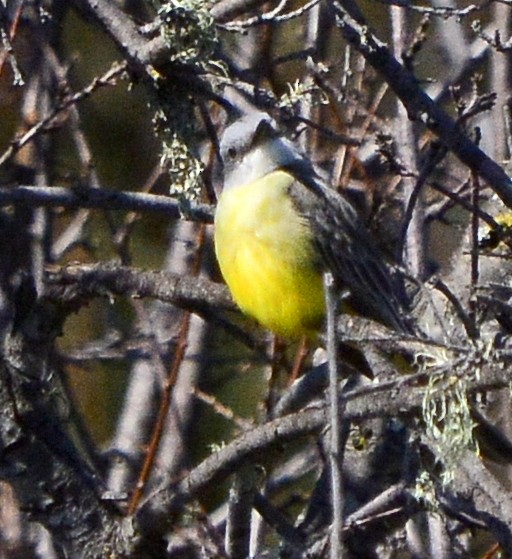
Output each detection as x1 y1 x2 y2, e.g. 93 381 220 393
44 261 234 314
76 0 168 68
329 0 512 208
0 186 213 223
133 346 512 547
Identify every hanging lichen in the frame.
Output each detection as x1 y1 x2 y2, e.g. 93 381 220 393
421 349 480 486
149 0 219 201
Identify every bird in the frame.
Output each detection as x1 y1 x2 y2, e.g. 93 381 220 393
214 112 411 339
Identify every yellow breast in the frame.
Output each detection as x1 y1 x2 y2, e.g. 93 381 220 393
214 170 325 338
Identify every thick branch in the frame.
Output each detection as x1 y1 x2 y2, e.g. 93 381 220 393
44 262 234 313
0 325 132 558
438 448 512 554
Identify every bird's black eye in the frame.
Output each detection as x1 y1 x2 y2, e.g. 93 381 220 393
227 147 237 159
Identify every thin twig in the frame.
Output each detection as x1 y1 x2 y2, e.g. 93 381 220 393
0 61 127 168
374 0 484 17
0 1 24 84
469 170 481 336
128 224 207 514
221 0 321 29
192 387 254 430
430 277 478 340
324 272 344 559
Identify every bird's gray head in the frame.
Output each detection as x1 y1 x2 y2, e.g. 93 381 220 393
219 112 306 190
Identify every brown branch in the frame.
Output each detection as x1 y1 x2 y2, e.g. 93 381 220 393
128 225 208 514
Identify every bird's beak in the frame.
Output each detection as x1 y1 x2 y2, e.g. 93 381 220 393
252 117 279 148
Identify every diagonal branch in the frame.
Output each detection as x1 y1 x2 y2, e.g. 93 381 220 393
329 0 512 208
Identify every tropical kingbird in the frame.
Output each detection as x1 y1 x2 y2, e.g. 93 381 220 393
214 112 411 338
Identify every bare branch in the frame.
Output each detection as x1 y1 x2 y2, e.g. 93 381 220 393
0 61 127 169
330 0 512 208
134 346 512 543
0 186 214 223
44 261 234 314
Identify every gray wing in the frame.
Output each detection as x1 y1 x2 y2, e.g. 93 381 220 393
288 166 413 334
